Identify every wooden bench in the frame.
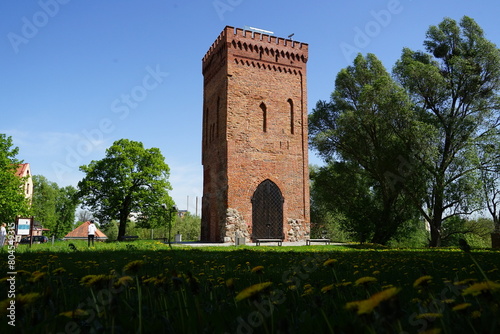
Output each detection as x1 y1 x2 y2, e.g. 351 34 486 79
306 238 331 245
255 239 283 246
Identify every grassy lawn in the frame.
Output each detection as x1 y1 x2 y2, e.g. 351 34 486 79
1 240 499 333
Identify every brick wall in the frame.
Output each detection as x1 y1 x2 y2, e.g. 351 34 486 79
201 26 310 242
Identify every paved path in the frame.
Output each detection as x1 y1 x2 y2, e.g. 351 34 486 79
170 241 343 247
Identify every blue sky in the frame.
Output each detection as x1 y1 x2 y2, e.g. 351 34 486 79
1 0 499 212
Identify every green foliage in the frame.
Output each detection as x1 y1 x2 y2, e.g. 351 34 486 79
77 139 174 241
393 16 500 246
172 213 201 241
441 216 495 248
31 175 78 238
0 134 30 223
309 54 422 244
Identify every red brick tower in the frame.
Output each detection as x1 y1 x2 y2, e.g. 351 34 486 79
201 26 310 243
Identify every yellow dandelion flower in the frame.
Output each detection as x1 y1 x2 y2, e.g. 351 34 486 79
301 287 315 297
115 276 134 287
303 284 312 290
27 271 46 283
321 284 334 293
235 282 272 302
80 275 97 286
323 259 337 267
454 278 476 286
462 281 500 296
372 270 380 275
413 275 432 288
16 293 41 307
452 303 471 312
420 329 441 334
337 282 352 288
346 287 401 315
123 260 144 274
471 310 481 319
415 313 443 320
52 267 66 275
288 285 297 291
251 266 264 274
225 278 235 288
59 309 89 318
80 274 113 288
354 276 377 286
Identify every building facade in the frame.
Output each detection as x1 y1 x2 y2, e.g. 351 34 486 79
201 26 310 243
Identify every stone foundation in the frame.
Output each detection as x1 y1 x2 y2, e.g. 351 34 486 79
286 218 310 242
222 208 250 243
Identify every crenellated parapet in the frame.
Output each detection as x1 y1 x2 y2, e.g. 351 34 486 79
202 26 308 79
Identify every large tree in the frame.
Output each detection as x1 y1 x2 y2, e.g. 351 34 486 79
393 16 500 246
0 134 30 223
77 139 174 241
32 175 79 238
309 53 422 244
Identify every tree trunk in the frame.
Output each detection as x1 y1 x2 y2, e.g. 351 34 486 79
429 221 442 247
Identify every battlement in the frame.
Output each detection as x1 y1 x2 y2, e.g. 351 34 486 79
202 26 308 64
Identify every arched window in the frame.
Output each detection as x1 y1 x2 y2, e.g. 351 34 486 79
288 99 294 134
260 102 267 132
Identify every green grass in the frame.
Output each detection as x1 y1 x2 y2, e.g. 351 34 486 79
1 240 499 333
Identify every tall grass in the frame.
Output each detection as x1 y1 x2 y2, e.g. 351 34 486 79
1 241 499 333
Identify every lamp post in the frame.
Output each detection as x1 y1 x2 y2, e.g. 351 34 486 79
162 204 178 249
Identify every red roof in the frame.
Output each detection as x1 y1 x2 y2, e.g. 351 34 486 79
64 221 108 240
16 163 30 177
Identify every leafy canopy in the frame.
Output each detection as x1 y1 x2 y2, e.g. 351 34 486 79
77 139 174 240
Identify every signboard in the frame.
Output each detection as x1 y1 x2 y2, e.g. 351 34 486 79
17 218 32 235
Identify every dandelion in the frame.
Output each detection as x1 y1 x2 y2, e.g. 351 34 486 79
471 310 481 319
27 271 46 283
354 276 377 286
80 274 113 288
321 284 334 293
235 282 272 302
346 287 401 315
123 260 144 274
251 266 264 274
420 329 441 334
59 309 89 318
323 259 337 267
461 281 500 296
452 303 471 312
225 278 235 288
115 276 134 287
16 293 41 307
52 267 66 275
415 313 443 320
301 286 315 297
413 275 432 288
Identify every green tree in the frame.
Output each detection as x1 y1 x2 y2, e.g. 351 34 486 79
77 139 174 241
393 16 500 246
0 134 30 223
32 175 79 238
309 53 421 244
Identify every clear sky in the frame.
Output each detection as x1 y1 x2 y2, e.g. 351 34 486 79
1 0 499 212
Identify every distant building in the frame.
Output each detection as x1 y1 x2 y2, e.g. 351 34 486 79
63 221 108 241
16 163 33 204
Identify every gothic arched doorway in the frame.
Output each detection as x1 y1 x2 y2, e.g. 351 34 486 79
251 179 284 239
